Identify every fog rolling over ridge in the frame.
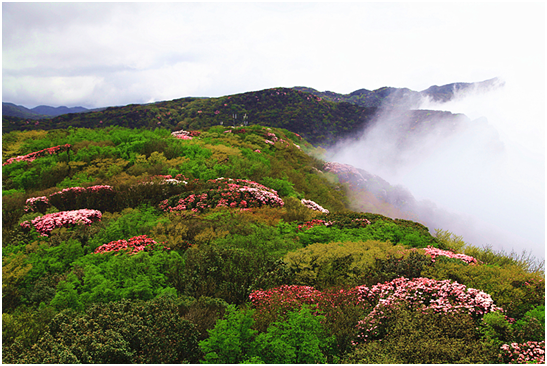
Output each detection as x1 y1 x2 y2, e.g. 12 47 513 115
328 78 545 259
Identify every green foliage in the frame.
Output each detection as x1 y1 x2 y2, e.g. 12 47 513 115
87 206 167 251
253 305 335 364
260 176 300 198
49 249 182 310
2 304 57 351
200 305 334 364
481 305 545 347
284 240 409 289
3 296 200 364
343 307 498 364
199 304 257 364
181 245 293 304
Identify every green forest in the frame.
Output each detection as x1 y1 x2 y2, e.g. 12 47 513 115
2 123 545 364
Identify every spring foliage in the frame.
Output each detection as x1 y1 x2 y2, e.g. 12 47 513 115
2 125 544 364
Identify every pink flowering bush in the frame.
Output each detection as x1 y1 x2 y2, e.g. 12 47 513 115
94 235 170 255
159 178 284 213
297 219 333 231
296 217 371 231
499 341 545 364
24 196 50 213
354 277 502 342
2 144 71 166
20 209 102 236
250 285 323 312
424 245 479 265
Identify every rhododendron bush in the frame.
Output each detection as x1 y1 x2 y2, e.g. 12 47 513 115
94 235 170 255
354 277 502 342
500 341 545 364
301 198 329 214
24 196 50 213
424 245 479 264
20 209 102 236
159 178 284 213
250 277 502 346
2 144 71 166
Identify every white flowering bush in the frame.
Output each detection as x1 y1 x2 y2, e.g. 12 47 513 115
301 199 329 214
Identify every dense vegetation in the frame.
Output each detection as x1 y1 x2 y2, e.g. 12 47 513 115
2 124 544 364
2 87 468 148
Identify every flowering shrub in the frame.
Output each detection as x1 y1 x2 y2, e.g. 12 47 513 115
424 245 479 265
354 277 502 342
250 285 324 317
3 144 71 166
297 219 333 231
20 209 102 236
142 174 188 185
171 130 200 140
159 178 284 213
24 196 50 213
301 199 329 214
296 217 371 231
499 341 545 364
94 235 169 255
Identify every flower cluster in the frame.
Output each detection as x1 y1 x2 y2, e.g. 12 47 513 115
171 130 200 140
355 277 502 341
142 174 188 186
3 144 71 166
24 196 50 213
499 341 545 364
250 285 323 313
424 245 479 264
301 198 329 213
263 131 292 148
21 209 102 236
296 218 371 231
94 235 169 255
159 178 284 213
297 219 333 231
50 185 114 198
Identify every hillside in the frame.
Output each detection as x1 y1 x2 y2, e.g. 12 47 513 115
2 123 544 364
2 87 468 147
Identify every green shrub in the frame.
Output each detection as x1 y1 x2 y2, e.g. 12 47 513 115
284 240 409 289
3 296 200 364
253 305 336 364
343 307 498 364
199 304 257 364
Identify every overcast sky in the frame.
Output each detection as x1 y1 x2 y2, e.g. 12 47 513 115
3 2 545 109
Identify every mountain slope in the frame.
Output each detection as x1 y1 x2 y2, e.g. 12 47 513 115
2 87 468 147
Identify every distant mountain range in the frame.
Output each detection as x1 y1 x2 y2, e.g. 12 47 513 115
2 78 501 147
2 103 105 120
2 78 500 120
293 77 502 109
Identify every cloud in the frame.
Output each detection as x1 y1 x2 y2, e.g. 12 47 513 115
328 77 545 259
4 3 544 108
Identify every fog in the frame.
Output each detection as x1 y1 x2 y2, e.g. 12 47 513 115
328 77 545 259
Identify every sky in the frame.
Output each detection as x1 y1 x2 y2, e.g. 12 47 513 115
2 2 544 108
2 2 546 259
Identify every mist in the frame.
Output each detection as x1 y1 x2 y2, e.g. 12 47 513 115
327 77 545 259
